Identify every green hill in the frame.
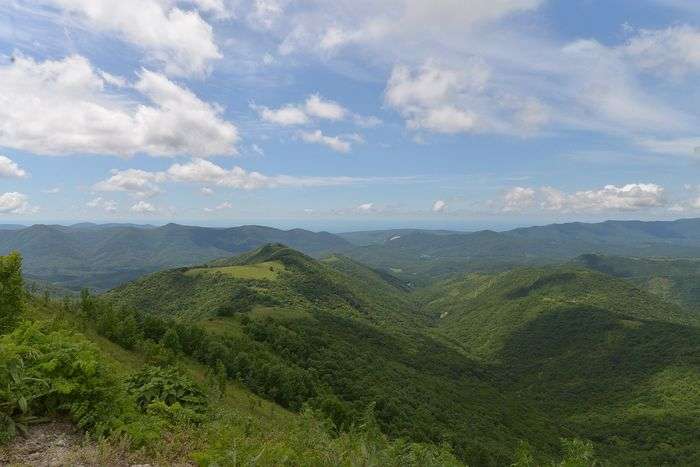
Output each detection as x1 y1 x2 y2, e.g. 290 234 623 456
574 253 700 314
105 244 565 464
422 267 700 464
0 252 463 466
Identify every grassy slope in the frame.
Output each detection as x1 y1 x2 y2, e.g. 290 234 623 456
422 267 700 465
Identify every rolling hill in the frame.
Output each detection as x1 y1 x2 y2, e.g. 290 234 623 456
574 253 700 314
421 267 700 465
105 244 565 464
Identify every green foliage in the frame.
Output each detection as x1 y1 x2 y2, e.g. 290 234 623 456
126 366 207 417
0 321 127 442
0 251 24 334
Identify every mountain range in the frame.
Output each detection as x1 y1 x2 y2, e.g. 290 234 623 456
6 218 700 291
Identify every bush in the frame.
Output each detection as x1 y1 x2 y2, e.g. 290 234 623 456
0 321 128 442
125 366 207 421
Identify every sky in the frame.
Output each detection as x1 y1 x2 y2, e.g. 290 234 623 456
2 0 700 230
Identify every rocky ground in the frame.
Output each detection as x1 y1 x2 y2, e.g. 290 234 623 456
0 421 84 466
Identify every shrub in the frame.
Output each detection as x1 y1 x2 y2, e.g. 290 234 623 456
125 366 207 421
0 321 127 442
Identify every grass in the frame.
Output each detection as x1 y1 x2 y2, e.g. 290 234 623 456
185 261 285 281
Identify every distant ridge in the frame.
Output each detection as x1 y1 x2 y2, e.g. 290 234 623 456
0 223 352 291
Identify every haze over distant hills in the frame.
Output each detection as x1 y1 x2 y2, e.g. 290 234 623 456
5 218 700 291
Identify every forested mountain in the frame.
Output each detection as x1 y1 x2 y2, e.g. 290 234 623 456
102 245 700 465
574 254 700 313
345 218 700 283
3 239 700 464
0 223 352 291
420 267 700 465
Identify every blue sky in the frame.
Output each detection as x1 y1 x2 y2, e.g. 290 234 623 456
1 0 700 230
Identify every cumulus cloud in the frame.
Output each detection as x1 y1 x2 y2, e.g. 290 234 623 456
130 200 157 213
502 183 666 213
93 169 167 198
502 187 536 212
0 192 34 214
39 0 221 77
357 202 374 212
304 94 347 120
253 103 310 126
299 130 352 153
252 94 378 129
432 199 447 212
200 187 214 195
0 156 27 178
0 54 239 158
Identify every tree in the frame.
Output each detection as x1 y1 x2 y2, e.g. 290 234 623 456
0 252 24 334
162 328 182 354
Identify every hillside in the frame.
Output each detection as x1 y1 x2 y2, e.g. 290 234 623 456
0 223 352 291
106 244 565 464
422 268 700 464
574 254 700 313
1 253 463 466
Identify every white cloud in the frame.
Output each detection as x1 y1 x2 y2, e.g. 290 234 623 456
42 187 61 194
131 200 157 213
352 114 382 128
247 0 286 30
502 186 536 212
0 54 239 157
87 196 117 212
276 0 544 55
357 202 374 212
502 183 666 213
637 137 700 157
432 199 447 212
300 130 352 153
304 94 347 120
200 187 214 195
622 25 700 78
95 158 394 195
41 0 221 77
253 104 310 126
93 169 166 198
0 156 27 178
0 192 34 214
204 201 233 212
253 94 375 129
385 61 548 135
